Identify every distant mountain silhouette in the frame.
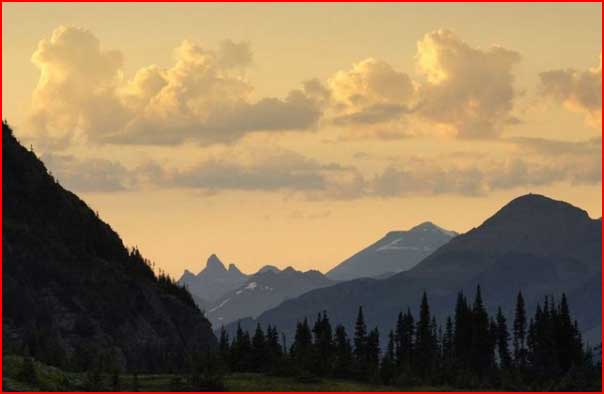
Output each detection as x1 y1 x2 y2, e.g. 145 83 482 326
327 221 457 280
206 267 334 327
226 194 601 345
2 122 215 371
177 254 248 302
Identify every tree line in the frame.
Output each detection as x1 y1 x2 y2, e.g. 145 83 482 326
216 287 601 390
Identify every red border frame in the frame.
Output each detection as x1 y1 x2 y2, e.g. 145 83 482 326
0 1 602 393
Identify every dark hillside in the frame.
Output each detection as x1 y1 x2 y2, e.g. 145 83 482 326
2 122 216 372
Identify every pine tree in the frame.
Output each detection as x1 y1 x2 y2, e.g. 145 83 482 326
415 292 436 381
311 311 334 376
495 307 512 369
291 318 313 373
333 324 353 379
252 323 267 372
367 327 381 382
265 325 283 371
380 330 396 384
454 291 471 370
218 326 230 367
513 291 527 368
353 306 369 378
470 285 494 378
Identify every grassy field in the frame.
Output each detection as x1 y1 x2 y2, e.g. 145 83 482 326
2 355 449 392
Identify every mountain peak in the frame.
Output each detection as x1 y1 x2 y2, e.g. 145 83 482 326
257 265 281 274
410 221 457 237
486 193 590 228
204 254 226 273
228 263 244 275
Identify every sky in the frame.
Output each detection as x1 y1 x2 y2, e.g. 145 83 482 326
2 2 602 277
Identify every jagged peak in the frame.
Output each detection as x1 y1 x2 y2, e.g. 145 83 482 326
228 263 244 275
203 254 226 273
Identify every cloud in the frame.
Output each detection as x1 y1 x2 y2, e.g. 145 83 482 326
42 152 135 192
30 26 130 147
152 149 364 199
539 56 602 127
368 136 601 197
324 30 522 139
415 29 521 138
328 58 415 125
370 161 486 197
29 27 323 147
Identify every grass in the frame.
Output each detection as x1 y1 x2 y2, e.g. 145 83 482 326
2 354 450 392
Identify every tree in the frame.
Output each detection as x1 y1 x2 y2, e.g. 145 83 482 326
495 307 512 370
218 326 230 367
367 327 381 382
395 308 415 377
252 323 268 372
454 291 471 370
265 325 283 370
513 291 527 368
470 285 494 378
291 318 313 373
312 311 334 376
380 330 396 384
415 292 436 381
353 306 369 378
333 324 353 379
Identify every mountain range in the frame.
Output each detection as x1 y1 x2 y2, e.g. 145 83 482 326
178 254 248 303
2 123 216 371
326 221 457 280
206 267 334 327
226 194 602 345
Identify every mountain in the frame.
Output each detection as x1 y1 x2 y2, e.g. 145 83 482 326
207 267 334 327
226 194 601 344
177 254 248 302
326 221 457 280
2 123 215 372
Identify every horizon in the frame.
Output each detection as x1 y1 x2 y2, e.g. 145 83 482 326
3 2 602 277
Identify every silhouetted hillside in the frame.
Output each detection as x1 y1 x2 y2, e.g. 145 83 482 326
2 122 216 372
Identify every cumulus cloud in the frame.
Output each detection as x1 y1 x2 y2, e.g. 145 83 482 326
42 153 135 192
415 29 521 138
328 58 415 125
539 56 602 127
29 27 323 147
324 30 522 139
30 26 130 147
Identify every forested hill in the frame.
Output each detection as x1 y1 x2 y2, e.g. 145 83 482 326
2 122 216 372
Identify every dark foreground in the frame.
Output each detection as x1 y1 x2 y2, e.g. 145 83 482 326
3 355 450 392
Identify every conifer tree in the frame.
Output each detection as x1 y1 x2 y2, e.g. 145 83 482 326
495 307 512 369
333 324 353 379
367 327 381 381
252 323 267 372
291 318 313 373
513 291 527 368
353 306 369 377
471 285 494 377
415 292 436 381
380 330 396 384
218 326 230 367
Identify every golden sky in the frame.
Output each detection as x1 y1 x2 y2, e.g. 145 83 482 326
2 2 602 276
